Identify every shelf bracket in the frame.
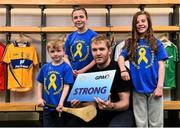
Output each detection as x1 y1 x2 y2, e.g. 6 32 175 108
40 5 47 66
106 5 112 41
138 4 145 11
5 5 12 103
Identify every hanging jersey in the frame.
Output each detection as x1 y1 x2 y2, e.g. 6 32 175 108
113 40 130 68
36 62 74 108
163 41 179 88
65 29 98 70
0 42 6 91
3 42 38 92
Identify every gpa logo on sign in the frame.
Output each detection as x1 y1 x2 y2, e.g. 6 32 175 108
95 74 110 80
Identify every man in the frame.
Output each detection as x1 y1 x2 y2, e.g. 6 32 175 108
69 35 135 127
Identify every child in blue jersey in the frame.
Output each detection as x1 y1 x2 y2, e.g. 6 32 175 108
118 11 168 127
36 39 74 127
64 7 98 77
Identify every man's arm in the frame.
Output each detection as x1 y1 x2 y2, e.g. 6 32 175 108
113 91 130 111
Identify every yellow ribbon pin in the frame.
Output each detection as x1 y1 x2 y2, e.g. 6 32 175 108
138 47 148 64
48 74 57 90
74 43 82 58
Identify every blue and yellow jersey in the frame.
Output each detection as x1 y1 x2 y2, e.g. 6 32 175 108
65 29 98 70
36 62 74 108
3 42 38 92
121 39 168 93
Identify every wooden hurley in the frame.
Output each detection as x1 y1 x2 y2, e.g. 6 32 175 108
44 104 97 122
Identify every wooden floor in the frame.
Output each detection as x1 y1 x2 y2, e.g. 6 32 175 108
0 121 42 127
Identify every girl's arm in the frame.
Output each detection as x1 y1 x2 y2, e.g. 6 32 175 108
118 56 130 81
77 60 96 74
153 60 165 97
64 54 72 67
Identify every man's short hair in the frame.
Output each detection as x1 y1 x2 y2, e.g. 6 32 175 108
91 35 111 48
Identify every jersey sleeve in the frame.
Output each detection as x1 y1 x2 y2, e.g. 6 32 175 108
173 44 179 62
36 64 46 84
2 44 10 64
32 46 39 65
157 39 168 61
120 48 128 59
63 64 74 85
64 36 71 56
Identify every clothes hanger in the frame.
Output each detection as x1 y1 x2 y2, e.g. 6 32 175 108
57 34 67 42
159 33 170 43
16 33 28 44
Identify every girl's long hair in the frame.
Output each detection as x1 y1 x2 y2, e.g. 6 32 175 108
124 11 157 61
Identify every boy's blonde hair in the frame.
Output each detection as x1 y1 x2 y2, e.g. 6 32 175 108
47 40 64 51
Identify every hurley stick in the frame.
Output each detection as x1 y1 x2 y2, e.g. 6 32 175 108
44 103 97 122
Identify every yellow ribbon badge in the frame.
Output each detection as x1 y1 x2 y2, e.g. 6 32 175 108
48 74 57 90
74 43 82 58
138 47 148 64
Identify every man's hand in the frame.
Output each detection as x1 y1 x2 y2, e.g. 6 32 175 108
94 97 113 110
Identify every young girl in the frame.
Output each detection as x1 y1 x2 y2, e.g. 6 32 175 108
64 7 98 77
118 11 168 127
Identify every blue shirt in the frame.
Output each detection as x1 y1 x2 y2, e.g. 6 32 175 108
65 29 98 70
36 62 74 109
121 39 168 93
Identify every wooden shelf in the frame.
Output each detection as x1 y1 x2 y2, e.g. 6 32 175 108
0 26 179 33
0 0 179 8
110 26 180 33
41 26 110 33
153 26 179 32
41 26 77 33
0 26 41 33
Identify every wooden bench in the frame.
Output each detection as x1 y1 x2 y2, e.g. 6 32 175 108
0 101 179 126
0 102 37 112
0 101 179 112
164 101 180 110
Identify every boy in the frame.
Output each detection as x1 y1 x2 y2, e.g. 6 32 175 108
36 39 74 127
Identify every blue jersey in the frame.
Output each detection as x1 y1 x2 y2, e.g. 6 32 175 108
36 62 74 108
121 39 168 93
65 29 98 70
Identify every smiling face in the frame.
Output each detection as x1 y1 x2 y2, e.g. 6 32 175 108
72 9 88 31
136 14 148 36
